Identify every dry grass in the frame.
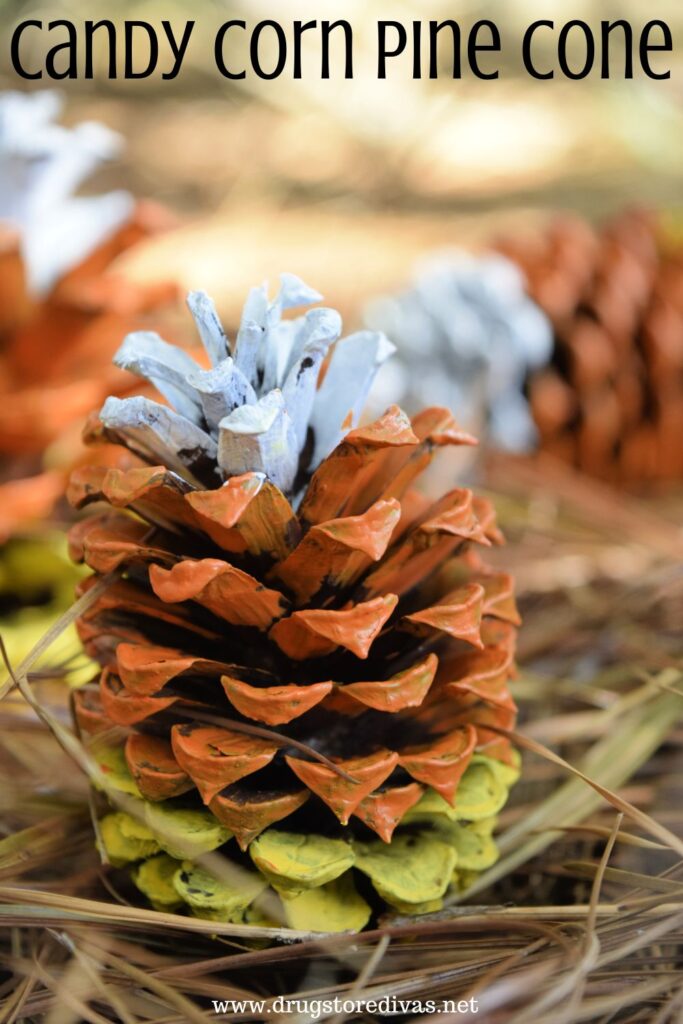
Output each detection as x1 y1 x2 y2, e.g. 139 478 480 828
0 461 682 1023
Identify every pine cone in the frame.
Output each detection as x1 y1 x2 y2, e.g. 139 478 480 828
0 207 174 691
0 94 176 674
364 250 552 453
500 211 683 485
1 88 137 295
0 202 175 462
69 276 520 931
0 90 177 473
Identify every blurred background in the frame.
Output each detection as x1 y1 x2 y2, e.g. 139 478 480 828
1 0 681 322
2 11 683 1007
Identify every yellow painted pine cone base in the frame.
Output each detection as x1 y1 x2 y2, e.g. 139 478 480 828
95 743 520 932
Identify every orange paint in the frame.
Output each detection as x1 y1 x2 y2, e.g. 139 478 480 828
171 724 278 804
69 465 198 537
353 782 424 842
270 594 398 660
69 513 168 575
184 473 263 553
72 688 111 737
116 644 200 696
150 559 288 629
222 676 333 725
187 475 299 560
471 496 505 545
285 750 399 824
420 489 490 544
125 733 193 801
298 406 418 527
100 668 179 726
439 644 515 697
476 571 522 626
272 497 401 604
403 583 485 648
361 487 490 602
398 724 477 804
342 653 438 713
79 578 220 640
446 675 517 714
210 788 309 849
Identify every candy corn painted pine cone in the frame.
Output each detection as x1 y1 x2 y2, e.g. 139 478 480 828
68 276 520 932
0 202 176 462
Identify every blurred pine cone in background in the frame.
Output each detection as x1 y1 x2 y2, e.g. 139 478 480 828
68 275 520 931
0 90 177 686
499 211 683 486
0 90 177 538
0 205 174 481
364 250 553 456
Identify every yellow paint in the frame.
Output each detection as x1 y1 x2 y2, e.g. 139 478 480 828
283 872 371 932
249 830 355 894
144 802 232 859
99 811 160 866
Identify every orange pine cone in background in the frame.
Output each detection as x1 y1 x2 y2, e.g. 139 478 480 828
67 276 520 930
0 202 178 542
499 211 683 486
0 201 177 460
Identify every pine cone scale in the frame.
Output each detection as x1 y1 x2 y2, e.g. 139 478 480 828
170 725 279 803
125 733 193 800
209 786 310 849
221 676 334 725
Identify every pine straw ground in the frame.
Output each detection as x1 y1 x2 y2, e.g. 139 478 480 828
0 456 682 1024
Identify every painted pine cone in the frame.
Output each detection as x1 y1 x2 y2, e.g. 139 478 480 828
68 276 520 930
0 89 175 464
500 210 683 485
364 250 552 454
0 202 174 461
0 214 175 694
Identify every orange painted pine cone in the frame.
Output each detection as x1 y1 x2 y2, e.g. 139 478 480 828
500 210 683 486
68 276 519 923
0 203 178 542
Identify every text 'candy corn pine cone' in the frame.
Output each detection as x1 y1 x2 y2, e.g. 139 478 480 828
500 211 683 486
68 276 520 933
